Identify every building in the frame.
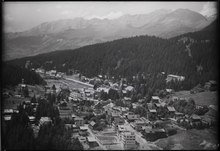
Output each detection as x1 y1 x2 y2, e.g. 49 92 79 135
74 117 84 127
113 114 125 126
103 102 114 114
117 125 129 140
87 136 99 148
134 120 146 131
59 108 72 119
167 106 176 118
190 114 201 122
204 80 217 91
165 89 173 93
126 112 140 121
65 124 72 130
174 112 185 120
151 96 160 103
3 109 14 115
89 121 96 129
172 96 179 102
25 60 31 69
122 132 136 150
72 124 80 132
79 126 88 136
39 117 52 126
4 115 12 121
125 86 134 92
166 74 185 83
107 112 124 126
132 103 141 109
28 116 36 124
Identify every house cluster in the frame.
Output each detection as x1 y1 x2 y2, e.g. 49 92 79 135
3 109 15 121
35 68 64 79
204 80 217 91
45 70 64 79
166 74 185 83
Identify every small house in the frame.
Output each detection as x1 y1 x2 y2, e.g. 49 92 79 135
79 126 88 136
190 114 201 122
151 96 160 103
167 106 176 117
74 117 84 127
89 121 96 129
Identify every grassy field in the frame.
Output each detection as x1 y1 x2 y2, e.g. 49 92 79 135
171 90 218 106
155 128 218 150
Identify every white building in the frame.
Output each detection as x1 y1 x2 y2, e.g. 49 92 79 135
122 132 136 150
39 117 52 126
166 74 185 83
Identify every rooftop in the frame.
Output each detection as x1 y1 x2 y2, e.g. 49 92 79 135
125 86 134 91
28 116 36 120
149 109 157 113
4 115 11 121
40 117 51 122
75 117 84 121
87 136 96 142
4 109 14 114
152 96 160 100
123 131 135 136
167 106 176 112
191 114 201 120
90 121 96 126
80 126 88 130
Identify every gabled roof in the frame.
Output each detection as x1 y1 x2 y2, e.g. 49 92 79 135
4 115 11 121
89 121 96 126
122 90 127 94
155 103 161 107
87 136 96 142
161 102 166 107
75 117 84 121
152 96 160 100
80 126 88 130
4 109 13 114
149 109 157 113
191 114 201 120
125 86 134 91
167 106 176 112
112 112 120 117
103 102 114 110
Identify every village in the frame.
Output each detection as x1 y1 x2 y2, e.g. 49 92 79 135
2 63 218 150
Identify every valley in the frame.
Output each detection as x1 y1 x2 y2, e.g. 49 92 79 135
2 2 218 150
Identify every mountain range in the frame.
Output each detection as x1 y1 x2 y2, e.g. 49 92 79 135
4 8 216 60
7 19 218 90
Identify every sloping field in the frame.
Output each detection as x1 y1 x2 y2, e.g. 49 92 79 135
155 128 218 150
171 90 218 106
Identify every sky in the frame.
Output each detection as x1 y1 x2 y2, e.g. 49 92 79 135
3 1 217 33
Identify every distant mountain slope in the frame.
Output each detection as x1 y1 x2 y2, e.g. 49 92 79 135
7 20 218 90
4 9 215 60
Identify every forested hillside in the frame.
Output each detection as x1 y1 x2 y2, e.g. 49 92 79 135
2 63 46 87
7 20 218 91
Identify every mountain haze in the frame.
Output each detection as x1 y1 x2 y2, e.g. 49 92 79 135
4 9 215 60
